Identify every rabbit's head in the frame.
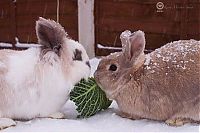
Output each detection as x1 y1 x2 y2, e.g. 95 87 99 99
94 30 146 99
36 17 91 84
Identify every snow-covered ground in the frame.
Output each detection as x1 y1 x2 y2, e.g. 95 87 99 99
0 49 199 132
3 101 199 132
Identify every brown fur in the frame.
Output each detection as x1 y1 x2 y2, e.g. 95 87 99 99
94 30 200 126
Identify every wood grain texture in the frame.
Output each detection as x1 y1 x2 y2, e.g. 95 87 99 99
0 1 15 44
0 0 78 46
95 0 200 56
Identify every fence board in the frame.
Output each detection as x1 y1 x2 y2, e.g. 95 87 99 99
0 1 15 44
95 0 200 56
0 0 78 46
16 0 78 44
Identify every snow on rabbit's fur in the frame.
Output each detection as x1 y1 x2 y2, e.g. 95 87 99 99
0 17 90 129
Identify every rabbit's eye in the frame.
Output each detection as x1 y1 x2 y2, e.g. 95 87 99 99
109 64 117 71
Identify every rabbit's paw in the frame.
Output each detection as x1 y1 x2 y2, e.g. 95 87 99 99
0 118 16 130
49 112 65 119
165 118 191 126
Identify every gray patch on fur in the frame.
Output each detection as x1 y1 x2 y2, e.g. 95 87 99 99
73 49 82 61
36 17 66 55
86 61 91 68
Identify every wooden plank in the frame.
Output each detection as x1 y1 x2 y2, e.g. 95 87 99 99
179 0 188 39
98 0 185 4
0 20 11 27
16 0 52 3
96 33 180 56
97 18 180 34
95 0 200 56
16 15 78 28
16 0 78 43
16 0 77 16
187 2 200 22
16 26 78 43
94 0 99 55
0 1 16 43
98 1 181 23
97 31 180 48
187 22 200 36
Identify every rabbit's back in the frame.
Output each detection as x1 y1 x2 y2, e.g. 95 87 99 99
140 40 200 120
0 48 39 118
144 40 200 97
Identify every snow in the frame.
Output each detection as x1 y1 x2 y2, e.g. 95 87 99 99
0 42 40 49
15 37 41 48
15 43 41 48
144 54 151 66
97 44 122 50
0 43 199 132
3 102 199 132
0 43 13 48
155 40 200 61
97 44 153 53
144 40 200 73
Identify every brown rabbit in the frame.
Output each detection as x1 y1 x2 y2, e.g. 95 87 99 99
94 30 200 126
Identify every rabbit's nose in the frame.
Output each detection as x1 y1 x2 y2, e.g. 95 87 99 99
86 61 91 68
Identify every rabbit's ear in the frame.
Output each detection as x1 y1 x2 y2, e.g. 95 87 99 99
129 30 145 60
121 30 145 61
36 17 66 53
120 30 132 56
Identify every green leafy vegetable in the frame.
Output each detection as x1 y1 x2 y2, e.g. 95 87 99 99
70 77 112 118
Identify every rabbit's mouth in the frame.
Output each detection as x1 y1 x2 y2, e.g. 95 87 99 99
96 80 104 90
95 78 112 99
95 80 108 95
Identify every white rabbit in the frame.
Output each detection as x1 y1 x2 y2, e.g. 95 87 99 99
0 17 91 129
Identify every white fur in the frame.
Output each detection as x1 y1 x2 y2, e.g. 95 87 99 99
0 40 90 120
0 48 65 119
66 39 90 85
0 18 90 130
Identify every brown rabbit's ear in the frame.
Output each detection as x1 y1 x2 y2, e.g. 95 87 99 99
36 17 67 53
129 30 145 60
121 30 145 61
120 30 132 57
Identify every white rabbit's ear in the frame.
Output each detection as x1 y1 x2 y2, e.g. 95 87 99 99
121 30 145 61
36 17 67 54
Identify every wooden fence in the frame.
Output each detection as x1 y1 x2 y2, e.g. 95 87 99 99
95 0 200 55
0 0 78 47
0 0 199 55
